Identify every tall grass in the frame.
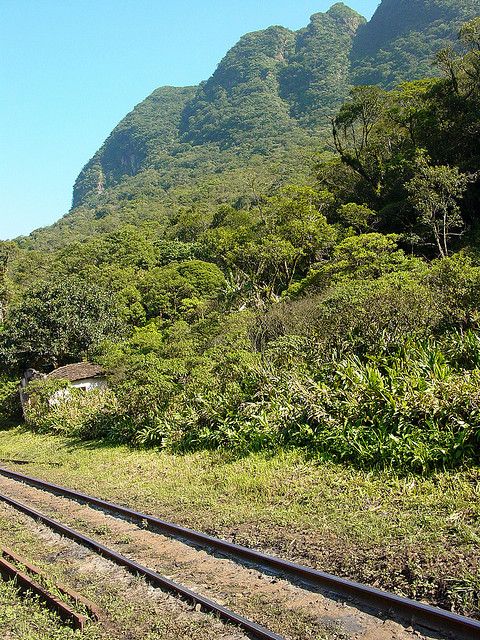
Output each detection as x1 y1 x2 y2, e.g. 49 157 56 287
131 332 480 472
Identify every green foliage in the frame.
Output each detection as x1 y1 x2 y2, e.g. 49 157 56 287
336 202 376 231
140 260 225 320
23 378 69 431
406 153 473 256
0 242 15 324
4 9 480 474
0 276 123 372
284 234 423 302
198 186 337 302
277 341 480 472
328 233 416 280
41 249 480 473
351 0 480 87
0 377 21 428
24 378 118 439
98 328 480 472
328 29 480 251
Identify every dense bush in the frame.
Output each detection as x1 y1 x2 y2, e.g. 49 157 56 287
24 379 118 440
54 326 477 472
0 377 22 428
280 341 480 472
16 246 480 473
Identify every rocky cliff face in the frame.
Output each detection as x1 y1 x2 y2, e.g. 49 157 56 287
72 86 196 207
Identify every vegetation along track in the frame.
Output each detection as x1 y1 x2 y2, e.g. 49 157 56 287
0 467 479 640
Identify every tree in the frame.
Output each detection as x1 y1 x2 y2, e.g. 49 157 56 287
198 186 337 303
406 154 473 257
337 203 376 232
0 242 15 324
332 86 391 197
329 233 415 281
140 260 225 320
103 225 157 269
436 18 480 100
0 277 123 372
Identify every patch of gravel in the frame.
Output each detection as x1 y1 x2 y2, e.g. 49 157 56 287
0 500 245 640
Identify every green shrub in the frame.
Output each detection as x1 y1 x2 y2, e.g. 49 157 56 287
131 334 480 472
24 378 118 439
0 377 22 428
16 284 480 473
281 346 480 472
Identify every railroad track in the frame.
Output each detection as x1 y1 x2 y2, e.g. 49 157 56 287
0 545 100 629
0 466 479 640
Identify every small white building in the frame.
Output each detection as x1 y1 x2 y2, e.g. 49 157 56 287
45 363 108 391
20 363 108 410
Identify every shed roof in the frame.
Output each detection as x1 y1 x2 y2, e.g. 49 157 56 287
46 363 105 383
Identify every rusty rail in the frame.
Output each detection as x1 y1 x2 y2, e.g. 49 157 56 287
1 546 100 621
0 492 285 640
0 552 88 629
1 466 480 639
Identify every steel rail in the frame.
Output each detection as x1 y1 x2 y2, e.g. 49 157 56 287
1 467 480 639
0 491 284 640
1 546 101 621
0 553 88 629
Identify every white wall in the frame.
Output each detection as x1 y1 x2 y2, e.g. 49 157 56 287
71 377 108 392
49 377 108 405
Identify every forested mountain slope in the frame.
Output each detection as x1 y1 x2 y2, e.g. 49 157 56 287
22 0 479 250
351 0 480 86
72 4 364 206
72 86 197 207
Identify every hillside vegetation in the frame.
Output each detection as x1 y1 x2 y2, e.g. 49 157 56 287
1 1 480 474
352 0 480 85
19 0 479 252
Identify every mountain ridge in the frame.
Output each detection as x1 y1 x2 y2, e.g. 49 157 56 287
352 0 480 85
72 4 366 210
21 0 480 249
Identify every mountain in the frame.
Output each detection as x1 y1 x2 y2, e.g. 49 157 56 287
22 0 480 250
180 2 365 147
72 4 364 208
351 0 480 86
72 86 197 208
4 1 480 481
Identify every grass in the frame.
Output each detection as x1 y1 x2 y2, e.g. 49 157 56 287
0 580 96 640
0 426 479 618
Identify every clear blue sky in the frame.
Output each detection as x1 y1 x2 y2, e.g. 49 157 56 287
0 0 380 240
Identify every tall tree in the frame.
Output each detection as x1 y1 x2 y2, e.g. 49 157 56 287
0 242 15 324
406 154 473 257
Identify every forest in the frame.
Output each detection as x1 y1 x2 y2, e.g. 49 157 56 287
1 10 480 475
